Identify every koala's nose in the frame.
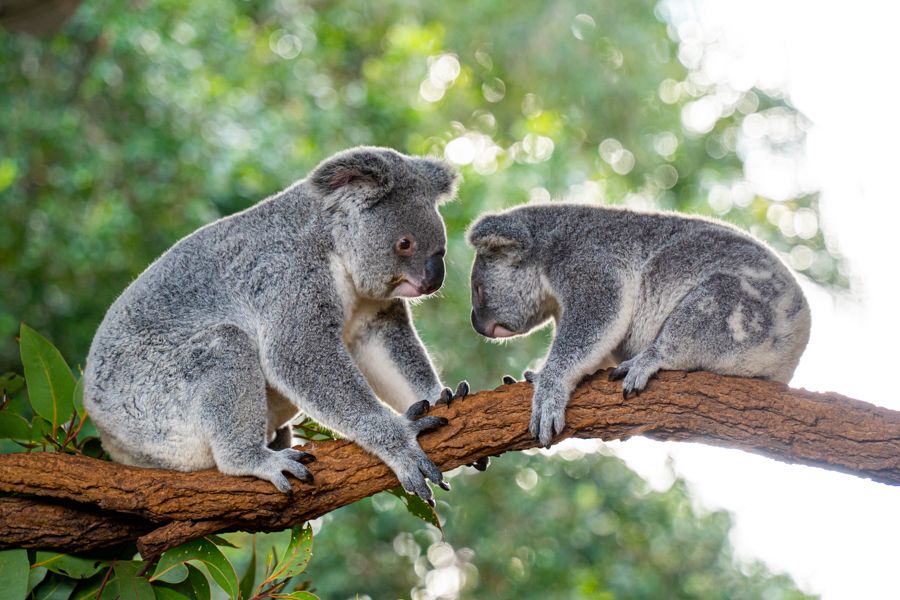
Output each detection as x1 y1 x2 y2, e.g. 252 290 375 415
470 309 492 337
422 253 445 294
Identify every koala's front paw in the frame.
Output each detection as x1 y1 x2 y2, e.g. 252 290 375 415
436 380 470 406
259 448 315 494
394 400 451 505
528 382 568 448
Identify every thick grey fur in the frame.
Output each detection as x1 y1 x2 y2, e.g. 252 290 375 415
83 146 460 503
467 203 811 447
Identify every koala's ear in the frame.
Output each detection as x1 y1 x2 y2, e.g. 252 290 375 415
416 158 459 204
467 213 531 257
308 147 396 207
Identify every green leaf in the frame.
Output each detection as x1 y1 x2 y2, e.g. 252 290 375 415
28 565 49 594
19 324 75 430
34 552 104 579
185 565 210 600
387 487 443 533
72 376 85 418
150 538 238 599
0 372 25 397
32 573 77 600
271 592 319 599
238 539 257 600
0 411 32 440
277 524 313 579
113 561 155 600
152 587 192 600
0 548 30 600
152 563 188 584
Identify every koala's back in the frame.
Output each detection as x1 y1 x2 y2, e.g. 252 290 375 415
83 192 318 468
537 205 810 381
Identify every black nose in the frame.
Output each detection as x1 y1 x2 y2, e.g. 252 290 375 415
422 253 445 294
471 309 490 337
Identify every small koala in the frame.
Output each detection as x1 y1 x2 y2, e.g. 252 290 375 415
84 146 467 503
468 203 811 446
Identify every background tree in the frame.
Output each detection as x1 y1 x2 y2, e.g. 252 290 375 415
0 0 836 597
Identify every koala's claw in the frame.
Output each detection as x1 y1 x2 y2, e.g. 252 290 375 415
394 445 447 505
608 365 629 381
470 456 491 471
501 374 517 385
405 399 430 419
260 448 315 493
411 415 449 434
523 370 537 383
437 380 470 406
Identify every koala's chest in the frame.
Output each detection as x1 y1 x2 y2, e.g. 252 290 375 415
341 300 386 353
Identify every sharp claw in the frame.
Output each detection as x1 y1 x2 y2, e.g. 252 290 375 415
426 496 436 507
438 479 451 491
502 375 516 385
455 380 469 399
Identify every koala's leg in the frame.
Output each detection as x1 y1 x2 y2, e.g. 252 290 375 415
353 300 462 412
530 279 631 446
193 324 313 493
611 272 780 397
268 426 293 450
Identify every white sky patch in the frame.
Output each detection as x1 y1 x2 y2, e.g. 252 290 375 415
611 2 900 598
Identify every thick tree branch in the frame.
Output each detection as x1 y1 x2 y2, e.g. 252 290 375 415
1 370 898 557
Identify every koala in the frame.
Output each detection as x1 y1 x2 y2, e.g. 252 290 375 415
468 203 811 447
83 146 468 504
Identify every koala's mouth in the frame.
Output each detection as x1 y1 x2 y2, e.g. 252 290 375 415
393 280 425 298
490 324 516 338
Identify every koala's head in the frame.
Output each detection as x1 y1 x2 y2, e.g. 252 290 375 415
467 210 555 340
309 146 458 300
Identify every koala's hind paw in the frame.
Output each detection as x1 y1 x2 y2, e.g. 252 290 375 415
437 380 470 406
259 448 315 494
609 354 660 399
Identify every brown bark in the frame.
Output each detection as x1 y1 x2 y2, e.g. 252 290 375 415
1 370 898 558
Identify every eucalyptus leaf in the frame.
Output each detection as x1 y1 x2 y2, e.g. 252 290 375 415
0 548 30 600
387 487 443 533
152 588 192 600
0 411 32 441
19 324 75 430
151 538 238 599
31 573 77 600
275 524 313 579
113 561 155 600
238 539 257 600
185 565 210 600
34 552 104 579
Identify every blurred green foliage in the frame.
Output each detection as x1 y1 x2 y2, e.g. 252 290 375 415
1 0 831 596
309 451 814 599
0 0 841 377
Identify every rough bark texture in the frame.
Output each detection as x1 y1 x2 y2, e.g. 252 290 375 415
1 370 898 558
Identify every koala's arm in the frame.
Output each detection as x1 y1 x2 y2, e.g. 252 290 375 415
530 269 630 446
353 300 444 412
260 296 448 502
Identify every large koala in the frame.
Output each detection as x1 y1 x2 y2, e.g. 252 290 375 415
84 147 467 504
468 203 811 446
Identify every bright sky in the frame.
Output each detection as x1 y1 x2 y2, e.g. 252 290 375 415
609 1 900 598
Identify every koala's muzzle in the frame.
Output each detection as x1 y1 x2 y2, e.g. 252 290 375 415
421 252 445 294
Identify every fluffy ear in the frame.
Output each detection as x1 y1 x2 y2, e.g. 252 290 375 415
467 212 531 256
309 147 396 207
416 157 459 204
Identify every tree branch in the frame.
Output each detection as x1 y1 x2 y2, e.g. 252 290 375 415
1 369 898 557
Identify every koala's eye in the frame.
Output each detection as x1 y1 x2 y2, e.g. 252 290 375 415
394 236 416 256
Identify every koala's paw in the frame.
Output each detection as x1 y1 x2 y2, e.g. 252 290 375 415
608 355 659 399
259 448 315 494
528 383 568 448
523 370 538 383
397 400 450 504
436 380 470 407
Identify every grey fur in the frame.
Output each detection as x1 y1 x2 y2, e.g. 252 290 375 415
83 146 459 502
467 203 811 447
